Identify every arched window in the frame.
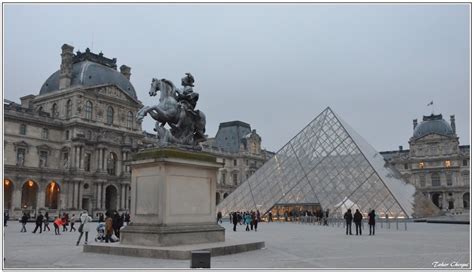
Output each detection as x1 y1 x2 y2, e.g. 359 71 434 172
106 106 114 125
51 103 58 118
127 111 133 129
85 101 92 120
45 181 60 209
4 179 13 210
431 172 440 187
463 193 470 209
21 180 38 209
105 185 118 210
66 99 72 118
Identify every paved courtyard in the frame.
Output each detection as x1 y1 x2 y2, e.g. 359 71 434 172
3 220 470 269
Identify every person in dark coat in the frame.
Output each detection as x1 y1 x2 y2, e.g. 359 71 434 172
232 212 238 231
4 211 9 227
353 209 363 235
217 211 222 224
368 210 376 235
98 213 105 223
32 212 44 234
343 209 353 235
20 213 28 232
112 211 122 238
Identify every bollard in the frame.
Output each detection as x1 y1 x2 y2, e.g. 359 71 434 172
404 220 407 231
396 219 399 230
190 250 211 268
388 220 390 229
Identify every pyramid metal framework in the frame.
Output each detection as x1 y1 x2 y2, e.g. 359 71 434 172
217 107 416 218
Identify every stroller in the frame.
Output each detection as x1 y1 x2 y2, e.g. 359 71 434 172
94 223 105 242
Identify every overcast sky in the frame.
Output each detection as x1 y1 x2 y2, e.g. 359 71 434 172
4 4 470 152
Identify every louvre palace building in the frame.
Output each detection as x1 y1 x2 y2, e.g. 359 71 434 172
3 44 470 219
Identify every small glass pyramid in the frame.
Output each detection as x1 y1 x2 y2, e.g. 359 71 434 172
217 107 416 219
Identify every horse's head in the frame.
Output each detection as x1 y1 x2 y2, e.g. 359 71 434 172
149 78 160 97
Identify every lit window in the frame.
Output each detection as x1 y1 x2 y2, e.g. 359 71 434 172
418 162 425 169
444 160 451 168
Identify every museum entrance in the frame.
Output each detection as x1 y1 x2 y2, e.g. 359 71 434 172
21 180 38 210
4 179 13 210
269 203 321 222
105 185 118 211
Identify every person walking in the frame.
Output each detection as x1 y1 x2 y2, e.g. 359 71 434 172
32 212 44 234
112 211 123 239
217 211 222 224
245 213 251 231
254 211 260 231
353 209 363 235
343 209 353 235
62 213 68 232
268 211 273 222
53 216 63 235
105 212 114 243
4 211 9 227
20 213 28 232
43 212 50 232
368 210 376 236
69 214 77 232
76 211 93 246
232 212 238 232
250 211 255 231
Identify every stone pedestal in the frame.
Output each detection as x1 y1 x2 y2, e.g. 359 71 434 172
121 148 225 247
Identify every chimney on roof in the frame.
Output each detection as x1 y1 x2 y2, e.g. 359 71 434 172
120 65 131 80
450 115 456 134
412 119 418 130
59 44 74 89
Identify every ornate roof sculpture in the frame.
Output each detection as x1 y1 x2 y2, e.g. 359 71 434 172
217 107 416 218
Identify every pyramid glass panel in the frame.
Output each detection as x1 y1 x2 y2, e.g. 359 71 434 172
217 107 416 218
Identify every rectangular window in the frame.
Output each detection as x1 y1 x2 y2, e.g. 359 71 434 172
419 174 425 187
19 124 27 135
233 173 238 185
463 159 469 166
66 130 70 140
446 172 453 186
463 174 469 186
404 163 408 170
41 128 49 139
221 172 226 184
234 160 237 166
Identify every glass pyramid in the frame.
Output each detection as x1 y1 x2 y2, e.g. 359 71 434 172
217 107 416 218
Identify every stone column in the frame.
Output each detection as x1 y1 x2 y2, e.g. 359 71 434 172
12 188 21 210
124 185 128 210
37 186 46 209
73 182 78 209
121 184 126 210
59 181 68 209
96 149 101 171
78 181 83 210
101 149 106 171
76 146 81 168
98 183 103 209
79 147 84 170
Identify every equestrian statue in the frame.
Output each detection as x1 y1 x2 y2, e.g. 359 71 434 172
136 73 207 147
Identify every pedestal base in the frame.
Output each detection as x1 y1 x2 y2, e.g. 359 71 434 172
121 223 225 247
83 239 265 260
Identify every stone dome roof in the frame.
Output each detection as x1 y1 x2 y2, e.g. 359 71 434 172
413 114 454 139
39 50 137 100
